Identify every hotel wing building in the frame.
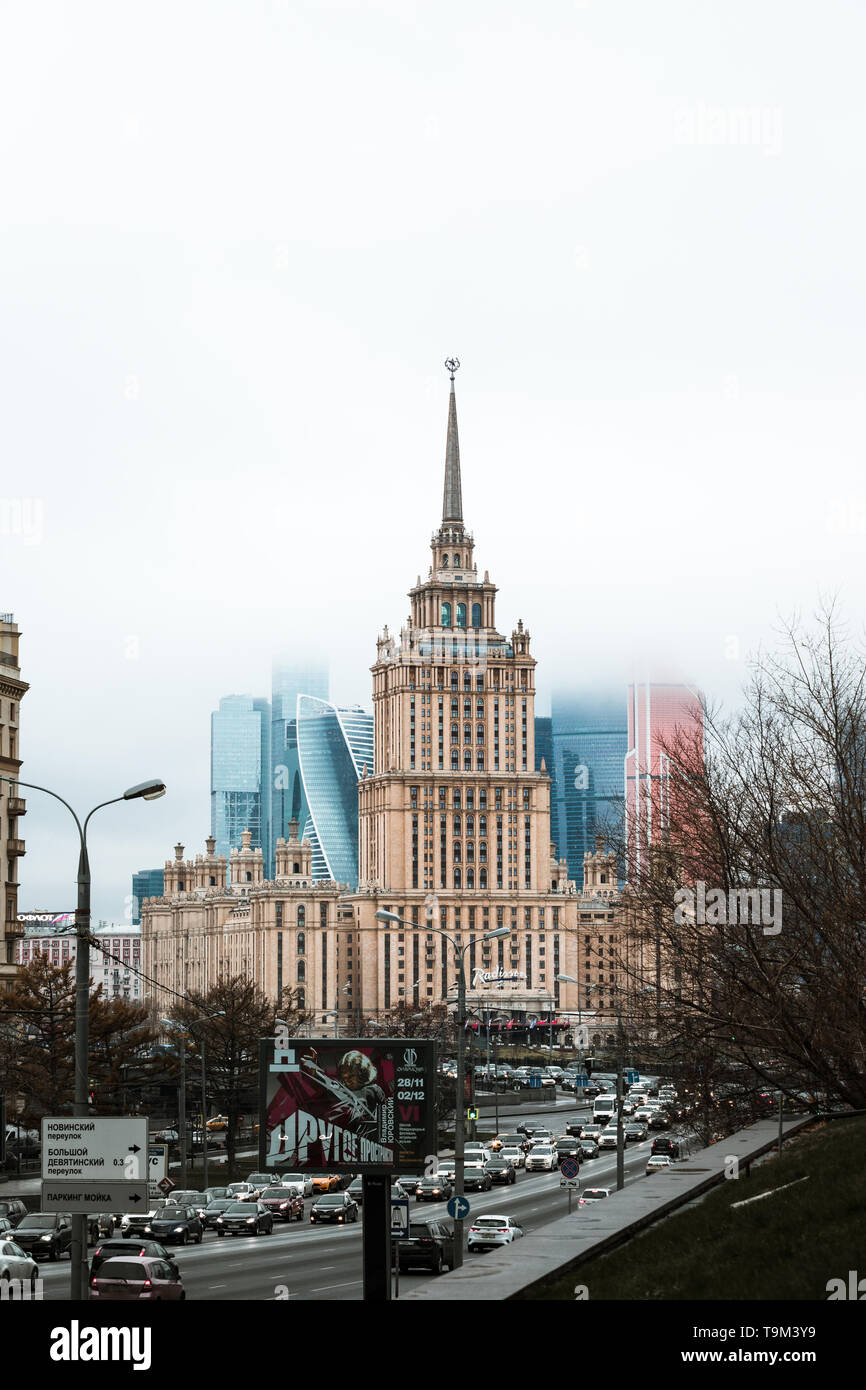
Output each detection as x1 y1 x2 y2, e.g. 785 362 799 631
143 374 635 1033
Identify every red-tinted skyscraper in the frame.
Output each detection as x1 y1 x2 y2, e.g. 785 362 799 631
625 682 704 880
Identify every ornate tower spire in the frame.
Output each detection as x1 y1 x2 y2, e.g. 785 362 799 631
442 357 463 525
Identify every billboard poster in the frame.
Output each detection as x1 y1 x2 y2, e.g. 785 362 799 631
259 1037 436 1175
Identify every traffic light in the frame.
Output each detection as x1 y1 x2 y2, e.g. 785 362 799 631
584 1057 595 1077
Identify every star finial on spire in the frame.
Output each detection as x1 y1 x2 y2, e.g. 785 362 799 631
445 356 460 382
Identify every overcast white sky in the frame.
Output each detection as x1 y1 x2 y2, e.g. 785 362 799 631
3 0 865 920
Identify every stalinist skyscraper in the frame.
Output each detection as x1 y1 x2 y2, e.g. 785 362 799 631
352 362 580 1019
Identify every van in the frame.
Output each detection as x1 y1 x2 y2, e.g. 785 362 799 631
593 1095 618 1123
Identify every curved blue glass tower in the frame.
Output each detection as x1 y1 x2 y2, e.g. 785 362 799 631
296 696 374 888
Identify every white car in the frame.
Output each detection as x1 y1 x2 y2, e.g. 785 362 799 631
226 1182 257 1201
278 1173 315 1198
464 1145 492 1164
598 1129 619 1150
634 1106 654 1123
0 1238 38 1292
578 1187 611 1205
646 1156 673 1175
525 1145 557 1172
467 1215 524 1250
500 1146 524 1169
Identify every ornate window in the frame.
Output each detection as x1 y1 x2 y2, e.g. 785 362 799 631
454 868 461 889
454 554 460 566
472 602 482 628
297 960 306 982
480 868 487 889
466 815 474 835
441 602 452 628
453 815 461 835
467 868 475 889
476 724 484 743
456 602 466 628
298 905 305 927
297 932 305 955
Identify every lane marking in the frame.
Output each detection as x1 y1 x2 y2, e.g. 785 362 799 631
310 1279 362 1292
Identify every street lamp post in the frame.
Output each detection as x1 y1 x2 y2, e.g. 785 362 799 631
376 909 509 1269
0 774 166 1301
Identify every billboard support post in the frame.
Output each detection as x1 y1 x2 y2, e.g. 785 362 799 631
363 1174 391 1302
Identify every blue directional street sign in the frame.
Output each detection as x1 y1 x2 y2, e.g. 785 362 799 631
529 1076 541 1088
573 1076 588 1089
626 1070 640 1085
447 1194 471 1221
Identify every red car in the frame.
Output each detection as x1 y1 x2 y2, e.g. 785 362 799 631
89 1255 185 1300
258 1187 305 1222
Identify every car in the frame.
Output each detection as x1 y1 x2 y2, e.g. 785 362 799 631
500 1146 524 1169
648 1111 671 1130
646 1156 673 1175
225 1182 257 1201
578 1187 611 1205
525 1145 557 1172
555 1137 582 1159
0 1218 15 1237
120 1202 171 1237
484 1159 517 1187
152 1129 180 1144
90 1239 179 1278
201 1199 235 1229
624 1122 648 1142
89 1255 185 1300
259 1187 305 1222
463 1165 493 1192
147 1205 203 1245
245 1173 276 1197
467 1214 524 1251
206 1115 229 1131
634 1106 654 1123
529 1130 555 1146
565 1117 588 1137
620 1099 636 1117
311 1174 344 1194
499 1132 530 1152
170 1190 204 1208
598 1130 619 1150
11 1212 73 1260
650 1136 680 1160
579 1140 600 1160
346 1177 364 1204
392 1174 422 1198
464 1144 492 1164
396 1218 457 1274
487 1135 506 1152
0 1199 28 1229
415 1176 454 1202
310 1193 359 1224
0 1238 38 1292
215 1201 274 1236
436 1160 457 1184
580 1124 603 1143
202 1186 229 1204
278 1172 315 1198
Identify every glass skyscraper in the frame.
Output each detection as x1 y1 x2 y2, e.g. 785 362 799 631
297 696 374 888
131 868 164 924
210 694 271 865
550 689 629 884
270 659 329 878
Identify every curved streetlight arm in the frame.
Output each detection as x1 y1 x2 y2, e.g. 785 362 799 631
0 776 85 847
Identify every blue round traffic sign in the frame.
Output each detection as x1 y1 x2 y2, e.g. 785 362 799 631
560 1157 580 1180
447 1194 471 1220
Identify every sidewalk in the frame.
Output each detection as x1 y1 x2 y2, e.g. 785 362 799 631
402 1115 815 1302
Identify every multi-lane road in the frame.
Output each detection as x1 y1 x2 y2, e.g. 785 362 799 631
34 1112 666 1300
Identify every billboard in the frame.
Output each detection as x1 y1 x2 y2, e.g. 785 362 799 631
259 1037 436 1175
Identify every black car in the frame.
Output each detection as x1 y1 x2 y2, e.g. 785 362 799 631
397 1218 456 1274
650 1136 680 1159
147 1205 203 1245
648 1111 671 1130
12 1212 73 1260
215 1201 274 1237
347 1178 364 1205
484 1159 516 1187
201 1200 234 1230
565 1118 587 1137
624 1123 647 1142
392 1175 421 1198
415 1177 454 1202
90 1238 179 1277
579 1140 600 1160
555 1137 582 1159
463 1167 492 1193
310 1193 359 1224
0 1199 28 1228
